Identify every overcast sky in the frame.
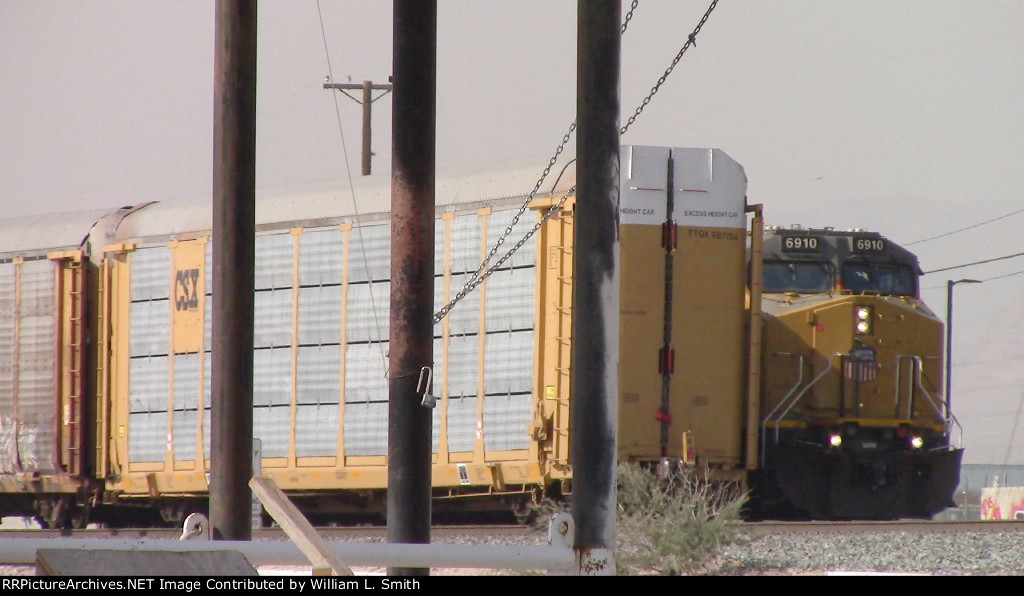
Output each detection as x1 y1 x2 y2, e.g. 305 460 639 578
1 1 1022 466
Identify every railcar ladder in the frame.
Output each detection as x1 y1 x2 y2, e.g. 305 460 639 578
63 257 85 476
551 243 573 467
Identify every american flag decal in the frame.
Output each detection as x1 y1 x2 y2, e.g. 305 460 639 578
844 360 878 381
845 346 877 381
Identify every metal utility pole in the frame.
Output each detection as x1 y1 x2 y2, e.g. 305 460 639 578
323 80 393 175
572 0 620 576
210 0 257 541
945 278 981 418
387 0 436 577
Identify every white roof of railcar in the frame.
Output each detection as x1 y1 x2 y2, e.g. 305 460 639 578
0 207 123 258
109 155 579 243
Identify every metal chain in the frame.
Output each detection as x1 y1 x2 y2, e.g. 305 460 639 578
433 185 577 325
621 0 718 135
621 0 639 34
433 122 576 324
433 3 640 325
434 0 718 324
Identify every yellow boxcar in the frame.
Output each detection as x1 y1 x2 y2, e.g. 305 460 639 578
95 145 752 525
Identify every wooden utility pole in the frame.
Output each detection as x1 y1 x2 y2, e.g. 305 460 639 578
323 80 393 175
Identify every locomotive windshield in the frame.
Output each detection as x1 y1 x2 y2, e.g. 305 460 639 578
841 263 916 296
762 261 833 293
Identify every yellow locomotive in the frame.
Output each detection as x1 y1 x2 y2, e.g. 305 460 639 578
749 225 962 519
0 145 961 527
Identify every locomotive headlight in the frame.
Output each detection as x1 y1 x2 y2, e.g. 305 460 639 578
829 434 842 448
854 305 873 335
910 436 924 449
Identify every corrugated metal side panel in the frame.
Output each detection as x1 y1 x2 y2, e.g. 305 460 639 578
252 345 290 459
483 393 532 452
434 220 445 276
445 272 480 338
485 266 535 331
449 215 482 274
129 355 168 462
254 404 289 459
298 229 344 287
255 233 294 290
344 401 387 456
293 229 344 458
16 259 59 472
341 219 394 460
254 289 293 348
130 247 171 301
130 300 170 357
203 245 212 349
0 264 15 473
479 210 537 454
296 345 339 405
486 211 538 271
297 285 341 346
203 351 212 461
248 230 300 459
253 348 291 407
445 332 478 453
343 342 388 404
347 224 390 283
483 330 534 396
446 394 477 453
439 212 486 457
254 234 295 415
129 411 167 464
130 246 171 357
201 242 213 462
295 403 338 457
346 282 390 344
173 352 200 462
127 247 173 464
431 337 442 454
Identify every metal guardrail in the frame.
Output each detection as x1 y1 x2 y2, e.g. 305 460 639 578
0 512 584 575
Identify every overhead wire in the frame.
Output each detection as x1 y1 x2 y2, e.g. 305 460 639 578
909 206 1024 282
907 207 1024 246
316 0 389 375
923 252 1024 275
435 0 721 323
910 207 1024 469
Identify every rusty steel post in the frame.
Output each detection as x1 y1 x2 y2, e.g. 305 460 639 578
387 0 437 577
210 0 257 541
572 0 621 576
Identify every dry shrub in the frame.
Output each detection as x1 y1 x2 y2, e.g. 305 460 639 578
615 461 750 575
529 461 752 575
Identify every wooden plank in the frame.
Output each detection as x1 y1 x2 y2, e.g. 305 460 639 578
249 476 354 576
36 549 258 576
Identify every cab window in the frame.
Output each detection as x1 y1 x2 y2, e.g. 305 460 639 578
841 263 916 296
762 261 833 293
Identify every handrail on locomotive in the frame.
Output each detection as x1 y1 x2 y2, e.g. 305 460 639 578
761 351 962 467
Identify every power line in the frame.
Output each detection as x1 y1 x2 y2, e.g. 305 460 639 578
984 269 1024 282
923 252 1024 275
907 207 1024 246
921 269 1024 290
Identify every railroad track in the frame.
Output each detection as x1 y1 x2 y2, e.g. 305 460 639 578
0 523 543 541
0 519 1020 541
738 519 1024 533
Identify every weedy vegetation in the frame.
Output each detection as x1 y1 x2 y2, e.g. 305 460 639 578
530 461 754 575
